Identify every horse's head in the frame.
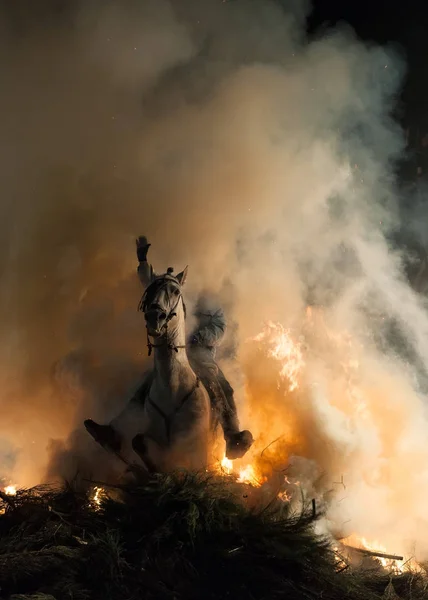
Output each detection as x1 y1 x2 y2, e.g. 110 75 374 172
141 267 188 338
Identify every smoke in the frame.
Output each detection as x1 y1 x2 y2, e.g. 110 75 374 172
1 0 428 559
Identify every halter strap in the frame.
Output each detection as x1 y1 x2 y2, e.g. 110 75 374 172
146 331 186 356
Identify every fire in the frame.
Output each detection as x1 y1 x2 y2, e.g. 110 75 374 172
217 456 265 488
243 313 425 572
252 321 304 391
220 456 233 475
90 486 106 510
341 534 422 574
237 464 263 487
0 483 18 514
214 321 307 492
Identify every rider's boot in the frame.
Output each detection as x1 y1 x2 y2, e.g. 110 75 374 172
84 419 122 454
225 429 254 460
216 372 254 459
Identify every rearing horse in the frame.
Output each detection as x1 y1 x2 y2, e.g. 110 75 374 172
84 266 211 473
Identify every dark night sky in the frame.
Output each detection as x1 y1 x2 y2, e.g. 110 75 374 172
308 0 428 123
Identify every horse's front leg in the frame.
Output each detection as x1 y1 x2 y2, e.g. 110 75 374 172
84 419 122 454
84 391 146 458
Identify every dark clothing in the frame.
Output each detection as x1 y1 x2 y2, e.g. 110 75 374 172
187 309 226 361
187 308 240 437
189 357 240 436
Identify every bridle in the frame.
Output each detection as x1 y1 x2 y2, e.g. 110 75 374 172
138 273 187 356
137 273 201 442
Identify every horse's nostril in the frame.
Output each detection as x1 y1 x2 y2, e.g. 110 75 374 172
154 313 165 321
146 310 167 323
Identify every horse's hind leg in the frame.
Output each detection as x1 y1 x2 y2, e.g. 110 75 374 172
132 434 158 473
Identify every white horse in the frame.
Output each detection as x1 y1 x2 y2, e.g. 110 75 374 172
84 266 212 474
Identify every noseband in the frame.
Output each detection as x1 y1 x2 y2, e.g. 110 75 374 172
138 275 187 356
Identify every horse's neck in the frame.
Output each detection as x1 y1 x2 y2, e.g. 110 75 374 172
153 303 192 388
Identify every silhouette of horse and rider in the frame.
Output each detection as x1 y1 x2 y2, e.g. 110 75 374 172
84 237 253 473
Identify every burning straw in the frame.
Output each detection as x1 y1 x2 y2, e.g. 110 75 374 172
0 473 426 600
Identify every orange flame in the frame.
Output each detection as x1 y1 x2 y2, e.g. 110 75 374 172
235 312 422 571
252 321 304 391
342 534 422 574
220 456 233 475
237 464 264 487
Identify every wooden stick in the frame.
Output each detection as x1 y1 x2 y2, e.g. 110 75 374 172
343 545 403 562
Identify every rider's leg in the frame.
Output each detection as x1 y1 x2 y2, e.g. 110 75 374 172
215 370 240 437
216 368 254 460
188 351 253 459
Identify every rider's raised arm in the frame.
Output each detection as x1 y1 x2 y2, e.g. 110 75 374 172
136 236 155 289
138 261 155 289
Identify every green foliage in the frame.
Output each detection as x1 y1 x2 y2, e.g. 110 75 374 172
0 473 425 600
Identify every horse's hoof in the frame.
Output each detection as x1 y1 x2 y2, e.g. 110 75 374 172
84 419 122 453
226 430 254 460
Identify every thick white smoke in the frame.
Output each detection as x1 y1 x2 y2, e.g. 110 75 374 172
1 0 428 560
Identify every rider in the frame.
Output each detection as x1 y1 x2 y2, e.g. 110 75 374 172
136 236 253 460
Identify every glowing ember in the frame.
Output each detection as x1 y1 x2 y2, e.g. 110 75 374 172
252 321 304 391
90 486 106 509
277 490 290 502
4 485 17 496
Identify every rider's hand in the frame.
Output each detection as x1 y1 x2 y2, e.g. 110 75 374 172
136 236 151 261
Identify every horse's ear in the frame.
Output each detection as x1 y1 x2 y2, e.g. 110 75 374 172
176 266 188 286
